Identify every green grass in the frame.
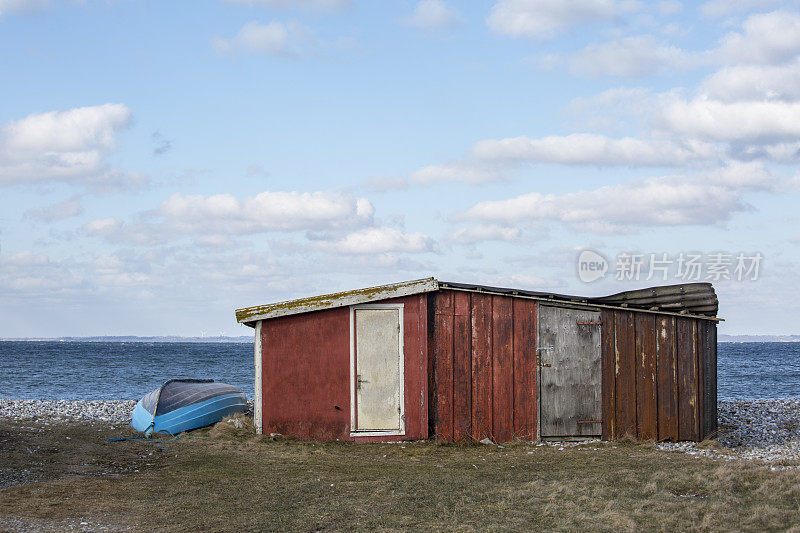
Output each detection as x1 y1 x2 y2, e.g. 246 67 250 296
2 417 800 531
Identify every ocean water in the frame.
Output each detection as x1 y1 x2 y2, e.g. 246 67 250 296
0 341 799 401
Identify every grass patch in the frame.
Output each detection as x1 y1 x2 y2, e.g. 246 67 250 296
2 418 800 531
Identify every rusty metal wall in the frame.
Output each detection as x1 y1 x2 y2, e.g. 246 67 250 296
430 290 537 442
601 309 717 442
258 293 429 441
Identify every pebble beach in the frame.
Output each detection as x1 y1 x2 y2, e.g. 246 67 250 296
1 397 798 463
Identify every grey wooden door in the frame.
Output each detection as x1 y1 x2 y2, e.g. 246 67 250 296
538 306 602 437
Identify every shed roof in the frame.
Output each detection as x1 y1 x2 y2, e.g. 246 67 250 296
235 277 720 326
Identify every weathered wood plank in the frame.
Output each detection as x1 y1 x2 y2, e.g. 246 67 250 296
513 298 536 439
614 311 637 438
539 306 602 437
492 296 514 443
434 297 454 441
452 291 472 441
701 320 718 439
635 313 658 440
656 315 679 441
600 309 615 440
471 292 492 441
677 318 699 441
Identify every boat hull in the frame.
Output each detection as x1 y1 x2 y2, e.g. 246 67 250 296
130 380 248 435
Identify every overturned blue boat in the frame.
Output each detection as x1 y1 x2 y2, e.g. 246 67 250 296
130 379 248 435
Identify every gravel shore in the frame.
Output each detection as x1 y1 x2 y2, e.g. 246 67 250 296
2 398 798 463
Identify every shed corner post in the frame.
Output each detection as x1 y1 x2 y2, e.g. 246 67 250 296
254 320 263 435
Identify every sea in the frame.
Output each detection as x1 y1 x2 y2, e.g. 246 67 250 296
0 341 799 401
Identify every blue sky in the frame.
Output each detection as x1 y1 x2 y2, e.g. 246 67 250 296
1 0 799 336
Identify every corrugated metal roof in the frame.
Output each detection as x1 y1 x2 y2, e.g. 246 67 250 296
235 278 720 326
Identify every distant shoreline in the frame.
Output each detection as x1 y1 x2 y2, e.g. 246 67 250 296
0 336 254 343
0 334 798 343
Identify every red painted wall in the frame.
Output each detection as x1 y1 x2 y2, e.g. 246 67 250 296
259 293 428 441
431 290 538 443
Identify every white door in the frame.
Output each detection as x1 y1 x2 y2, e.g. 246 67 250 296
352 306 404 434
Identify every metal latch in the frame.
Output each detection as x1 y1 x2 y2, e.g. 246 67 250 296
577 321 603 325
577 420 602 424
356 374 369 390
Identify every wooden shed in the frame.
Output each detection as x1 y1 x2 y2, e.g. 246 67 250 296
235 278 719 443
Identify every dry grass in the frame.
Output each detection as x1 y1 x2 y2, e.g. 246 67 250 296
2 417 800 531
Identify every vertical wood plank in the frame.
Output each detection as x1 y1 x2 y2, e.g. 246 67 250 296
677 318 699 441
600 309 615 440
513 298 536 439
656 316 679 441
635 313 658 440
452 291 472 442
434 292 454 441
492 295 514 442
701 320 718 439
471 292 492 441
614 311 637 438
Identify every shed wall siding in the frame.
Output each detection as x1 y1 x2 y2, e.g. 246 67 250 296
601 310 717 441
431 290 537 442
259 293 428 441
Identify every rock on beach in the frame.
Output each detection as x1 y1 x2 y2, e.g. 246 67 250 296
0 398 255 425
1 398 798 462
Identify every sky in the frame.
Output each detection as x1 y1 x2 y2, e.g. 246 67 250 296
1 0 800 337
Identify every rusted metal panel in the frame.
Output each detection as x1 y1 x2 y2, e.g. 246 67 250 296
236 277 439 324
354 308 402 431
492 296 514 443
677 318 699 441
614 311 637 438
433 293 454 441
656 316 679 441
635 313 657 440
701 320 718 439
471 292 492 441
452 291 472 441
513 298 537 440
600 309 615 440
539 306 602 437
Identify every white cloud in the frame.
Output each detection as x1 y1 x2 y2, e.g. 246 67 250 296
83 190 375 244
405 0 462 31
703 161 779 190
226 0 349 9
158 190 373 233
486 0 641 39
457 173 750 233
0 0 51 16
0 104 142 190
700 0 785 19
658 1 682 15
25 197 83 222
315 227 436 254
658 98 800 141
471 133 716 166
450 224 522 244
212 20 313 56
362 175 409 192
699 59 800 102
716 11 800 65
410 163 502 184
569 35 696 78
